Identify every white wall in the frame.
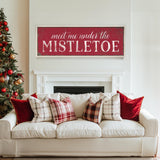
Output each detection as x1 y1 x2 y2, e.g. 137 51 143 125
1 0 160 121
29 0 131 93
131 0 160 119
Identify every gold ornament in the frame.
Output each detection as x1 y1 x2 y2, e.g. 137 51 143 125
9 54 16 59
17 79 23 84
0 76 5 83
14 79 23 85
14 80 19 85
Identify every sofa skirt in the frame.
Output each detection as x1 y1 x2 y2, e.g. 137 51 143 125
1 137 158 157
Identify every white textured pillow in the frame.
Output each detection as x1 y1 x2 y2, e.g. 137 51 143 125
102 93 122 121
60 93 90 118
29 96 52 123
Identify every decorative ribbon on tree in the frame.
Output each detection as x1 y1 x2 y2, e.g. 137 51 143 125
0 8 24 118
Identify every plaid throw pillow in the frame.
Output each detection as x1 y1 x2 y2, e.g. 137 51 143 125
48 97 77 125
29 96 53 122
102 93 122 121
82 98 102 124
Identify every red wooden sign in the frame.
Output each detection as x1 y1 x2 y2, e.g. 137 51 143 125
37 27 124 56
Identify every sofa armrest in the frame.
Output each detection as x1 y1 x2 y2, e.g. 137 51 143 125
0 110 17 139
139 109 158 137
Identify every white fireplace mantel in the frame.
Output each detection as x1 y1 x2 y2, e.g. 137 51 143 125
33 71 124 94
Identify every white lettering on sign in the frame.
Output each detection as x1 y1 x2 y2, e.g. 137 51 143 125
42 40 120 53
43 40 52 52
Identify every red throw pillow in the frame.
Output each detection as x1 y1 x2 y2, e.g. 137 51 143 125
11 93 37 124
117 91 144 121
48 97 77 125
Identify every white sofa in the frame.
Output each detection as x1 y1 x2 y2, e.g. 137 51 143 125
0 93 158 157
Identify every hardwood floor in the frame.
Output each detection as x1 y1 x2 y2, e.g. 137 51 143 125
0 158 159 160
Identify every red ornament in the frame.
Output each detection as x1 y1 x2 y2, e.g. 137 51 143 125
5 27 9 31
1 88 6 93
7 69 13 75
0 32 1 35
0 21 2 25
3 21 8 26
2 47 5 52
2 41 8 46
6 94 10 97
0 43 2 47
13 91 18 96
0 73 3 76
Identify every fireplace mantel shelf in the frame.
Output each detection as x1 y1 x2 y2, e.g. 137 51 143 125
33 71 124 76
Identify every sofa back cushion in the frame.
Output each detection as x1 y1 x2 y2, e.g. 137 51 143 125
22 93 60 101
60 93 90 118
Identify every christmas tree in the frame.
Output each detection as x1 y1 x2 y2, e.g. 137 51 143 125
0 8 24 118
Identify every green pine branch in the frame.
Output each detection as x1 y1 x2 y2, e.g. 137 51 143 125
0 8 24 118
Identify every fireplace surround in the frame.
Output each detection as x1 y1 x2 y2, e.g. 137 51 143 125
33 71 123 94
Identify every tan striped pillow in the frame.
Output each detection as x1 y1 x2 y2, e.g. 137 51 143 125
102 93 122 121
29 96 53 122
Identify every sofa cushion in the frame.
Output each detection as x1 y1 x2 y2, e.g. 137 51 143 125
100 119 144 137
57 118 101 138
38 93 60 101
22 93 60 101
60 93 90 118
12 122 57 139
